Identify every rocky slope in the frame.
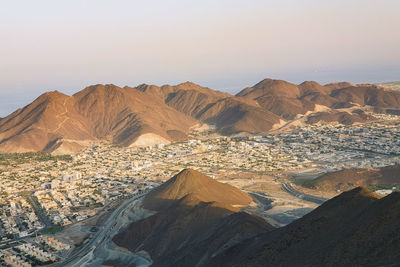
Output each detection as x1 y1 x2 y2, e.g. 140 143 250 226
306 110 373 125
303 164 400 192
114 169 400 267
114 169 272 267
136 82 281 135
236 79 400 120
2 79 400 153
0 91 92 153
0 84 196 153
143 168 253 211
210 187 400 266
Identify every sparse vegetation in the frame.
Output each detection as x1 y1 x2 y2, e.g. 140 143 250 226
0 152 72 166
367 184 397 192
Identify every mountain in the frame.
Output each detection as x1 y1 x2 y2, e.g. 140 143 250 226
210 187 400 266
72 84 195 146
0 84 196 153
114 169 400 267
236 78 400 120
303 164 400 192
324 81 353 90
143 168 253 211
114 169 272 267
114 197 272 267
0 91 92 153
0 82 282 153
237 79 311 119
306 110 373 125
238 79 301 99
330 84 400 112
136 82 281 135
2 78 400 153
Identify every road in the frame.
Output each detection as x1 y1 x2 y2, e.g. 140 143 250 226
24 192 54 229
281 182 327 205
247 192 273 210
1 192 58 247
56 192 147 267
0 234 37 247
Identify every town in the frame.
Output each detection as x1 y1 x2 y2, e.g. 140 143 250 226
0 114 399 266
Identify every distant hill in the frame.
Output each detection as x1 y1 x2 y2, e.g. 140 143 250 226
306 110 374 125
0 84 195 153
302 164 400 192
237 79 311 119
143 168 252 211
331 84 400 112
1 78 400 153
236 78 400 120
136 82 281 135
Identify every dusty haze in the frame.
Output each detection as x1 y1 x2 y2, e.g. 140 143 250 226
1 0 400 116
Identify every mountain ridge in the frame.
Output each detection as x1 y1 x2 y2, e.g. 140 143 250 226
113 168 400 267
1 78 400 153
0 84 196 153
210 186 400 266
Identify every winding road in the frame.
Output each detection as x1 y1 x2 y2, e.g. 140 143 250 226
52 98 70 133
56 192 147 267
281 182 327 205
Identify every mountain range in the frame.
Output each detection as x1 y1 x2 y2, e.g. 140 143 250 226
1 79 400 153
113 169 400 267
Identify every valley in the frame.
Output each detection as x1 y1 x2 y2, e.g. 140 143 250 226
0 110 399 265
2 1 400 265
1 79 400 266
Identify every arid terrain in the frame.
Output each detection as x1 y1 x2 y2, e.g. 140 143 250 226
2 1 400 266
111 169 400 267
1 79 400 266
2 79 400 154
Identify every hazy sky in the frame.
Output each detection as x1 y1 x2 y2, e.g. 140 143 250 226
1 0 400 116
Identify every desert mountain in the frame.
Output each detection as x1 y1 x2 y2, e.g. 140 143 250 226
303 164 400 192
211 187 400 266
0 84 196 153
114 197 272 267
72 84 195 145
0 91 92 153
0 82 282 153
237 79 312 119
236 78 400 120
330 84 400 112
306 110 374 125
2 78 400 153
136 82 281 135
143 168 253 211
324 81 354 90
115 169 400 267
114 169 272 267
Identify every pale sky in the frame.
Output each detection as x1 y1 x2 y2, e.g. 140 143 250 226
1 0 399 116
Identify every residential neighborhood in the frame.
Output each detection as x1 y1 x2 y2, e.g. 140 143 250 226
0 114 399 266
